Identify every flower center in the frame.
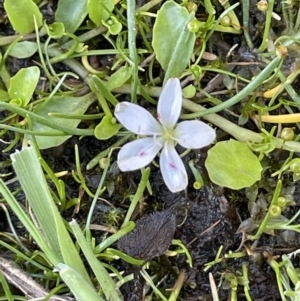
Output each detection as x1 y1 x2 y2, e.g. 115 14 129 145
163 130 174 140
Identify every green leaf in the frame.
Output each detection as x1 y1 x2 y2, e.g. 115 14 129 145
88 0 114 26
27 93 95 149
0 90 10 103
102 16 122 35
70 221 124 301
152 1 195 82
55 0 88 34
4 0 43 34
182 84 196 98
92 75 118 106
94 115 121 140
59 264 105 301
45 22 65 39
205 139 262 189
0 178 60 266
8 66 40 107
10 146 94 285
106 65 132 91
204 0 216 15
8 41 38 59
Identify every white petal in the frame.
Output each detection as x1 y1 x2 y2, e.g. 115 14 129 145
115 102 163 135
173 120 216 149
160 140 188 193
118 137 164 171
157 78 182 130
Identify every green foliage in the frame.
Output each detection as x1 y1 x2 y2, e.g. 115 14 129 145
8 66 40 107
268 254 300 300
87 0 114 26
94 115 121 140
55 0 88 34
70 221 124 300
28 93 96 149
102 16 122 35
182 84 196 98
0 90 10 103
4 0 43 34
59 264 105 301
106 65 132 91
205 139 263 189
2 1 300 299
152 1 195 82
45 22 65 39
288 158 300 181
6 147 92 282
8 41 38 59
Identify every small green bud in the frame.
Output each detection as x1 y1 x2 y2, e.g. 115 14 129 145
280 128 294 141
99 157 110 169
187 19 202 33
220 15 231 27
186 1 198 13
289 159 300 173
257 0 268 11
269 205 281 217
193 181 202 190
277 196 287 208
191 65 202 78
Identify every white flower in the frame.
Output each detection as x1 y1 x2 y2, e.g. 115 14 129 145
114 78 216 193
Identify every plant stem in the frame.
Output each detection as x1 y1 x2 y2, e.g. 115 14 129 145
127 0 138 102
168 269 186 301
86 135 131 170
61 27 107 49
121 167 150 227
257 0 275 52
85 166 109 232
277 70 300 103
0 102 94 136
183 98 300 152
182 98 263 143
241 0 254 50
249 180 282 240
136 0 164 13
